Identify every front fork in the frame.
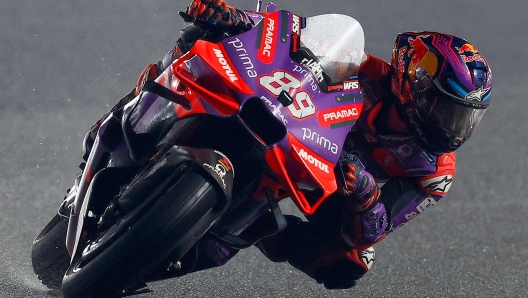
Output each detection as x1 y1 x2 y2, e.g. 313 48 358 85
65 109 137 257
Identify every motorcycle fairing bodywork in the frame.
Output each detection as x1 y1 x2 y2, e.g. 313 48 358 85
166 11 365 214
76 11 365 222
55 7 368 292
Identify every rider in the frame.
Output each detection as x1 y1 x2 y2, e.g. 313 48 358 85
96 0 492 289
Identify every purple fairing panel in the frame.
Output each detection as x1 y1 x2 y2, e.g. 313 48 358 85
212 10 365 168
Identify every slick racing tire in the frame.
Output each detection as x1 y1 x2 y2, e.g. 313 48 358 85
31 214 70 290
61 167 223 298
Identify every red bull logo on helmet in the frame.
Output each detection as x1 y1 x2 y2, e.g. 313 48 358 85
456 43 478 54
408 35 430 68
407 35 439 81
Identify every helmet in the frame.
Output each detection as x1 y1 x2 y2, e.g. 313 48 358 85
391 31 492 154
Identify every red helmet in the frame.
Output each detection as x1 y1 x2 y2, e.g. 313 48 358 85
391 32 492 154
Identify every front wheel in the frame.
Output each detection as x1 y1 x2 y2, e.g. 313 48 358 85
61 167 223 298
31 214 70 290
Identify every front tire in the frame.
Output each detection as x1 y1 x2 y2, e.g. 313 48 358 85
31 214 70 290
61 167 223 298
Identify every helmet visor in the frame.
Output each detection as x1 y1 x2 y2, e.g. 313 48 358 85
421 96 486 139
415 78 489 141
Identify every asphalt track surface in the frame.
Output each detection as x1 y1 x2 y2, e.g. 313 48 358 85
1 1 527 297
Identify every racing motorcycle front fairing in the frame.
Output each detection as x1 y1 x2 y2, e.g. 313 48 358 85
165 10 366 215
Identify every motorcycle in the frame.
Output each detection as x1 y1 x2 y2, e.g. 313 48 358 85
31 2 366 297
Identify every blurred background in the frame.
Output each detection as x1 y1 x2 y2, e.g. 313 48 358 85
0 1 526 297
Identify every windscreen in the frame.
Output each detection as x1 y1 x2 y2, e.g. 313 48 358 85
299 14 366 83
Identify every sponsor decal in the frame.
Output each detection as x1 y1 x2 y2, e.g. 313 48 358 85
297 148 330 174
300 57 325 83
460 54 486 64
465 86 491 102
258 13 278 64
420 148 436 165
421 174 453 194
291 14 302 52
302 127 339 155
406 35 441 82
289 134 338 193
416 195 437 213
292 65 318 92
396 145 412 158
408 35 431 68
317 104 362 128
343 80 360 90
361 247 375 269
456 43 478 54
292 14 301 35
227 38 257 78
261 96 288 125
327 84 343 92
213 48 238 82
456 43 487 64
397 45 407 77
202 151 234 189
367 211 380 237
405 195 437 220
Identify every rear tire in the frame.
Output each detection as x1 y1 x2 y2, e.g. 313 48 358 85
31 214 70 290
61 168 222 298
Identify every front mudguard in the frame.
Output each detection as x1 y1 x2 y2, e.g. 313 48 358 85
67 145 234 261
116 145 235 214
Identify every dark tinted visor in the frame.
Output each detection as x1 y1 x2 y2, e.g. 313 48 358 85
420 95 486 138
416 81 488 139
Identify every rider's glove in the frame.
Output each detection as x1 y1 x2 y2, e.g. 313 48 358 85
186 0 245 26
337 154 388 246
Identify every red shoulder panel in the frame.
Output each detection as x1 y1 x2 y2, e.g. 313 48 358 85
419 152 456 196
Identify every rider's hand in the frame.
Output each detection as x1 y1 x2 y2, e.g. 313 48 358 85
186 0 243 25
338 154 379 211
337 154 388 246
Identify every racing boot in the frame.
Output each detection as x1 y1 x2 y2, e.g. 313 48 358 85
256 215 374 289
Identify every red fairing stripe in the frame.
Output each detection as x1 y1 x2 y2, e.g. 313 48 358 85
257 12 279 64
288 133 337 195
264 146 316 214
191 40 253 95
172 49 241 116
317 103 363 128
174 65 239 116
263 136 338 215
419 152 456 196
